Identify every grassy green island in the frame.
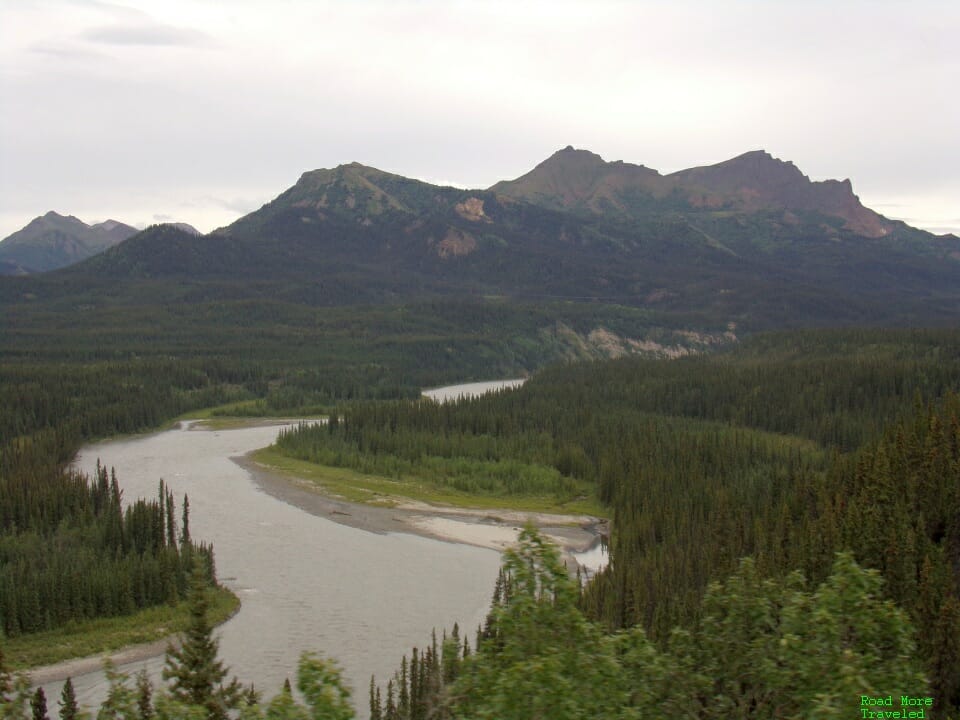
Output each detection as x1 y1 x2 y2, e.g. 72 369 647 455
251 445 606 517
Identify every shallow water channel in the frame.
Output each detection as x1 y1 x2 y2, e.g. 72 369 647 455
422 378 526 403
38 416 502 718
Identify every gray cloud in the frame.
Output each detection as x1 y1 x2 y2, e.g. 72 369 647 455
81 23 209 47
1 1 956 241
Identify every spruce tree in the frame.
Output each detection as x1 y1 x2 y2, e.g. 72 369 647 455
181 494 191 548
136 668 154 720
397 657 408 720
408 648 419 720
384 681 397 720
59 678 79 720
166 490 177 549
369 677 381 720
295 652 353 720
100 660 139 718
31 687 49 720
162 560 240 720
243 685 260 707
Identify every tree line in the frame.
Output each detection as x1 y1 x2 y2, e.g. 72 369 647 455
0 462 214 638
272 328 960 715
2 321 958 716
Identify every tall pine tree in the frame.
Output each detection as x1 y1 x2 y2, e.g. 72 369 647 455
30 687 49 720
58 678 79 720
162 560 240 720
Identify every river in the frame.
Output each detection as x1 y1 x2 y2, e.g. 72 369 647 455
422 378 526 403
37 415 504 718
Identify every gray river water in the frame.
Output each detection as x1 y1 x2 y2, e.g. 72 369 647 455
39 411 503 717
422 378 526 403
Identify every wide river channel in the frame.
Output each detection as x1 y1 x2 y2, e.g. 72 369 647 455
35 382 525 718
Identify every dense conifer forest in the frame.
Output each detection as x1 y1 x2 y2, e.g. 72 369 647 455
0 321 958 717
273 329 960 716
0 357 255 650
0 464 214 638
370 528 928 720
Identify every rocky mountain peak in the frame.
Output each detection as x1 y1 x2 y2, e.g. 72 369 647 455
544 145 608 166
0 211 138 274
668 150 806 192
490 146 661 211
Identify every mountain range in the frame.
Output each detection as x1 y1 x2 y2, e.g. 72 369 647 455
3 148 958 330
0 212 138 275
493 147 894 238
0 213 200 275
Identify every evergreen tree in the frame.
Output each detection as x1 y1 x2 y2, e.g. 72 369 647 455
166 490 177 549
243 685 260 708
930 596 960 711
181 495 191 548
397 658 408 720
449 526 626 720
262 679 307 720
162 561 240 720
369 677 381 720
135 669 153 720
295 652 353 720
99 661 138 719
31 687 49 720
59 678 79 720
151 695 207 720
384 681 396 720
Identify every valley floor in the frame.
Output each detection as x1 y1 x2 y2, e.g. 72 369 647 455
24 418 604 685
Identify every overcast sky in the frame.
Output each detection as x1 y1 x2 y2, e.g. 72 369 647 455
1 0 957 239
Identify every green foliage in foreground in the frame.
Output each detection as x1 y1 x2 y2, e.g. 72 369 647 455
163 563 242 720
374 528 928 720
0 530 930 720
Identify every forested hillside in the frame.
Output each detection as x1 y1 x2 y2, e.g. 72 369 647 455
0 292 709 672
5 149 960 330
1 298 958 717
273 329 960 715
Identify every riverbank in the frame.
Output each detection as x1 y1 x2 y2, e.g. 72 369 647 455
237 447 607 569
21 586 238 683
25 414 602 696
